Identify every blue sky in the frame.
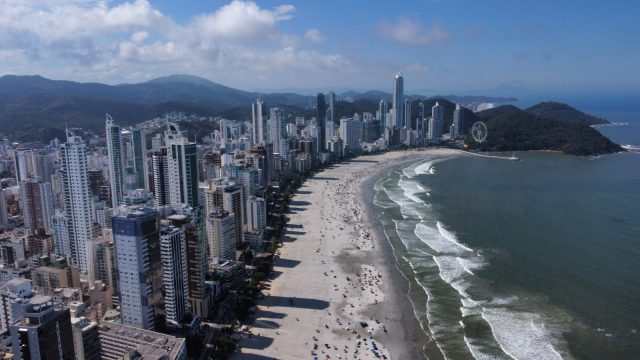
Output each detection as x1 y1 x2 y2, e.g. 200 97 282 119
0 0 638 94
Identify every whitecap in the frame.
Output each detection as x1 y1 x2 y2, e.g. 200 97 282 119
437 221 473 252
415 223 470 255
481 307 564 360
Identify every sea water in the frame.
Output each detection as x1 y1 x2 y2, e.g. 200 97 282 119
372 120 640 360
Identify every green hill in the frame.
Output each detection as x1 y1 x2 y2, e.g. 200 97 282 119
526 101 608 125
471 106 621 155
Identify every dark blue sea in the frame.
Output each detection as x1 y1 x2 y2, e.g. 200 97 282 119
372 109 640 359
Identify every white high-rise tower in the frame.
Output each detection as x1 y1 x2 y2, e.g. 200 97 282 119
165 123 199 208
452 103 464 139
392 72 404 129
251 98 265 145
60 131 93 274
106 114 125 207
268 108 287 155
428 102 444 141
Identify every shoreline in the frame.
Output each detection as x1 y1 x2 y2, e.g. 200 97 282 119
233 148 462 360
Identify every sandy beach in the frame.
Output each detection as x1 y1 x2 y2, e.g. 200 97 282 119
234 148 463 360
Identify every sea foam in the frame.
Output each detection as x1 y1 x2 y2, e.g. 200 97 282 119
437 221 473 252
481 307 564 360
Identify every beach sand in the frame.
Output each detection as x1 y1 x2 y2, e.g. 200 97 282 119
233 148 463 360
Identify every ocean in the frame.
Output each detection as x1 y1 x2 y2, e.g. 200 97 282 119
372 114 640 359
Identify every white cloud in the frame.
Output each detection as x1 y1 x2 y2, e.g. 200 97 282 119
192 1 294 42
377 18 452 46
131 31 150 44
304 28 325 43
0 0 360 88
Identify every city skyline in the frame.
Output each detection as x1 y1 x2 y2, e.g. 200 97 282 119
0 0 638 93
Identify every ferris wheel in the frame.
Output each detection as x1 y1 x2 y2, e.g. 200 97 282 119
471 121 488 143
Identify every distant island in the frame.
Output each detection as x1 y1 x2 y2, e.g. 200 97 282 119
0 74 622 156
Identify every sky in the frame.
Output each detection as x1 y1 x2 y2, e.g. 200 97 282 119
0 0 639 93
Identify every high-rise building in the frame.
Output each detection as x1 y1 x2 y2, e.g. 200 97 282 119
428 102 444 141
0 278 34 334
31 257 81 295
339 118 361 152
30 149 55 183
251 97 265 145
52 211 70 257
10 295 76 359
60 131 94 274
106 114 125 207
14 148 32 183
112 207 162 330
325 120 336 147
15 148 52 183
378 100 388 132
327 91 336 127
246 196 267 232
404 99 412 129
96 321 186 360
418 102 426 144
392 72 404 129
131 126 147 190
203 179 243 246
183 216 209 318
160 225 188 326
151 148 170 206
452 103 464 139
0 189 8 227
94 240 117 304
87 169 103 198
71 317 100 360
20 179 54 235
206 208 236 261
268 108 287 155
316 93 326 152
165 123 199 208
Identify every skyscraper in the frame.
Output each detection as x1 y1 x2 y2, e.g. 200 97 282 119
112 207 162 330
30 149 54 183
106 114 125 208
14 148 32 183
20 179 54 235
87 169 103 198
0 278 34 334
392 72 404 129
404 98 412 129
131 126 147 190
251 97 265 145
52 211 70 257
378 99 388 131
428 102 444 141
0 189 7 228
206 208 236 261
268 108 287 155
60 131 93 274
316 93 326 152
452 103 464 139
151 148 170 206
160 225 188 326
203 179 243 247
10 295 76 359
246 195 267 232
340 118 361 152
165 123 199 208
418 102 426 145
327 91 336 126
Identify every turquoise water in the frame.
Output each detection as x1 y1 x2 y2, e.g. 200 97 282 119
373 141 640 358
